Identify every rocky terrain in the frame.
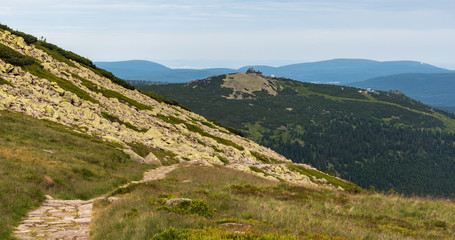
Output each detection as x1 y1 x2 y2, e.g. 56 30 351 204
13 165 178 240
0 29 352 191
3 27 455 240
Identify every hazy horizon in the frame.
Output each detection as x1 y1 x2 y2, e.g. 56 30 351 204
2 0 454 69
95 58 455 71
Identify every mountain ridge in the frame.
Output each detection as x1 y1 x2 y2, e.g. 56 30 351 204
349 73 455 108
3 25 455 240
96 59 452 84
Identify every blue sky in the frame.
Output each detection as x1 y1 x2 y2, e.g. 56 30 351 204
1 0 455 69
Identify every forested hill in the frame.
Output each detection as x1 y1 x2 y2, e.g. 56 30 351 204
349 73 455 108
137 73 455 197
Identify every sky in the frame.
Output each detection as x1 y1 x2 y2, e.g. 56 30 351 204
1 0 455 69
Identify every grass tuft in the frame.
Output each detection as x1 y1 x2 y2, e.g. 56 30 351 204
91 164 455 240
288 165 363 193
0 110 151 239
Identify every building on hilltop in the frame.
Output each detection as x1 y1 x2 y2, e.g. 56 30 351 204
389 90 405 95
246 67 262 75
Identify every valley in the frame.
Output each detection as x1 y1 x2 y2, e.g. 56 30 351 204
1 24 455 239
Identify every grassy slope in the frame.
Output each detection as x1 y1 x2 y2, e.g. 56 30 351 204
137 76 455 197
0 110 153 239
92 164 455 239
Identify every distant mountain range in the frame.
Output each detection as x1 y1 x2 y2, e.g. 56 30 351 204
349 73 455 111
95 60 235 83
95 59 452 84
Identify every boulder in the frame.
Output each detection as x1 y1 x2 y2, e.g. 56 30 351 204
165 198 192 207
122 149 145 163
144 152 161 165
107 196 120 203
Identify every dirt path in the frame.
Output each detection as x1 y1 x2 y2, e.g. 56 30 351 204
14 164 178 240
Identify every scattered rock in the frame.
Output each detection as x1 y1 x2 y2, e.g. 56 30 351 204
107 196 120 203
144 152 161 165
122 148 145 163
42 175 55 187
15 165 178 240
41 149 54 154
165 198 192 207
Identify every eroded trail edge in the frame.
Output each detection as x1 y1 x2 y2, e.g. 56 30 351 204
14 164 178 240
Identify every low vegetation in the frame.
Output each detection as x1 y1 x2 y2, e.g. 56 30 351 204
0 23 38 44
0 110 152 239
138 74 455 197
91 164 455 239
288 165 363 193
35 40 135 90
184 123 244 151
23 63 100 104
101 112 147 132
127 142 180 166
141 90 190 111
0 76 12 86
1 23 134 90
71 73 152 111
250 151 282 164
0 42 35 66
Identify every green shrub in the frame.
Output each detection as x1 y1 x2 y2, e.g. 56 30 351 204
184 123 244 150
92 67 135 90
34 44 76 67
23 64 99 104
288 165 363 193
37 41 95 69
31 36 134 90
151 227 302 240
101 112 146 132
217 156 229 164
0 24 37 44
0 43 35 66
71 73 152 111
124 207 139 219
141 90 190 111
208 119 244 137
230 184 266 195
250 151 282 164
159 199 214 218
0 76 12 86
156 114 186 125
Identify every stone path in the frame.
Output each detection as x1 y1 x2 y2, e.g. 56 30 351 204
14 164 178 240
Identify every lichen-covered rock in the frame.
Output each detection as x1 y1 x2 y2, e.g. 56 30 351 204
0 30 340 191
165 198 192 207
144 152 161 165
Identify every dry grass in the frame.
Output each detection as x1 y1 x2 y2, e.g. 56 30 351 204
91 164 455 239
0 110 152 239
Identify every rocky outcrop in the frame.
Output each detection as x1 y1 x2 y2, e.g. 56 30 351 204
220 73 278 99
0 29 339 189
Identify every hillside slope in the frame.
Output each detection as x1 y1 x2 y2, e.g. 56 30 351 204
0 27 357 239
3 25 455 240
139 72 455 197
349 73 455 107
